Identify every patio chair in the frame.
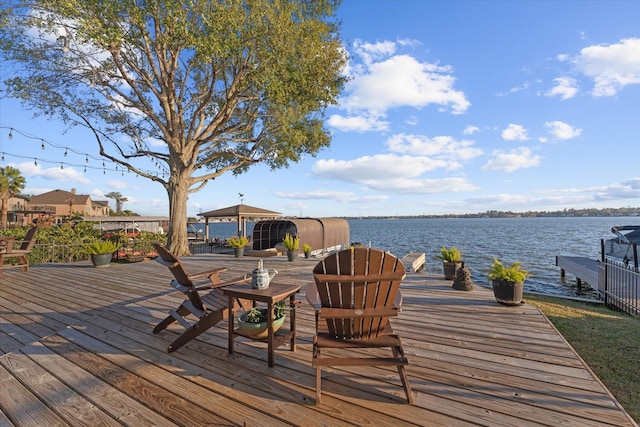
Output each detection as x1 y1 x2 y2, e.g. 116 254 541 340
0 226 38 275
307 247 413 405
153 243 251 352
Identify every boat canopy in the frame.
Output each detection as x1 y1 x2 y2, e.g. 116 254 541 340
252 218 349 253
603 225 640 268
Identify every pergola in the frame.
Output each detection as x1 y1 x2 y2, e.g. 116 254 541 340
197 204 281 238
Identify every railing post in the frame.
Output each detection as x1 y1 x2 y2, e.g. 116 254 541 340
603 260 609 307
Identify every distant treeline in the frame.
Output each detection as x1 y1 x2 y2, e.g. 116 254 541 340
344 207 640 220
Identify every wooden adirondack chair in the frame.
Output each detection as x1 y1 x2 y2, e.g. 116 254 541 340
307 247 413 404
0 226 38 275
153 243 252 353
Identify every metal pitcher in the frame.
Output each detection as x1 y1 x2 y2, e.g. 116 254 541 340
251 259 277 289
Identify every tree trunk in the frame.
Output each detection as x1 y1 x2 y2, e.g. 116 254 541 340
0 197 7 229
165 176 191 256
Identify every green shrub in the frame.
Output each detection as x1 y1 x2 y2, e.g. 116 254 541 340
488 258 530 283
227 235 250 248
436 246 462 262
83 240 121 255
282 233 299 251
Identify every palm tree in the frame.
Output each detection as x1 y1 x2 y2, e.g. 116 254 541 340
0 166 26 229
105 192 128 216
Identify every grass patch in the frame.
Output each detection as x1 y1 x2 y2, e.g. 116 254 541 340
525 293 639 423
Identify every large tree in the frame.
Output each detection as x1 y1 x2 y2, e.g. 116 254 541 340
0 0 347 255
0 166 26 229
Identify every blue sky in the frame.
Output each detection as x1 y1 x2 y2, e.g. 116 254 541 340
1 0 639 218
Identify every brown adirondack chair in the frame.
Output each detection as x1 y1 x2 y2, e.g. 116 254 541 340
153 243 252 353
308 247 413 404
0 226 38 275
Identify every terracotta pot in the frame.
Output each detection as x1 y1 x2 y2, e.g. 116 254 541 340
238 311 286 339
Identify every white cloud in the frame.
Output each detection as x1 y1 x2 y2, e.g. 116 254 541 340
313 154 448 182
463 125 480 135
593 177 640 200
363 176 477 194
13 162 90 184
342 54 470 115
574 38 640 96
353 39 397 66
545 77 579 100
501 124 529 141
274 190 388 204
311 154 477 194
386 133 483 164
405 115 419 126
544 121 583 140
482 147 542 172
327 114 389 132
333 39 471 129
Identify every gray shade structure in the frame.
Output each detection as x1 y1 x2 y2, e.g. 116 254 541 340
198 204 281 238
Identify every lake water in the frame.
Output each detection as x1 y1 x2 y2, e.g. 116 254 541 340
194 216 634 298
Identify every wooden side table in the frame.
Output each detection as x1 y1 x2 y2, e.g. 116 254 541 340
223 282 301 367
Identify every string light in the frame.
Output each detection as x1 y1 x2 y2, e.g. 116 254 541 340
0 125 162 178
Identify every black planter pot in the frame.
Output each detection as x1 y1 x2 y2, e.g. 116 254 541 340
91 253 112 267
492 279 524 305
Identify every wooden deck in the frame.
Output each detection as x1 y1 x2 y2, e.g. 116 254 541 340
0 253 637 427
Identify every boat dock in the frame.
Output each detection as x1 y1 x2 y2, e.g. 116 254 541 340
556 256 599 288
402 252 426 272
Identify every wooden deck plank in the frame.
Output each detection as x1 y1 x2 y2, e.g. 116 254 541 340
0 363 68 426
0 254 635 427
0 347 121 427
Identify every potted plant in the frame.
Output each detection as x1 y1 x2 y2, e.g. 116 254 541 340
488 258 531 305
83 240 121 267
282 233 299 261
436 246 462 280
227 235 250 257
237 301 287 339
302 243 312 258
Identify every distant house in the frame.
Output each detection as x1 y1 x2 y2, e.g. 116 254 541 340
26 189 110 226
4 195 29 226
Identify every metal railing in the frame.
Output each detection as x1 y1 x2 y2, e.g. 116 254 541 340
5 239 231 266
598 259 639 316
21 239 164 265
